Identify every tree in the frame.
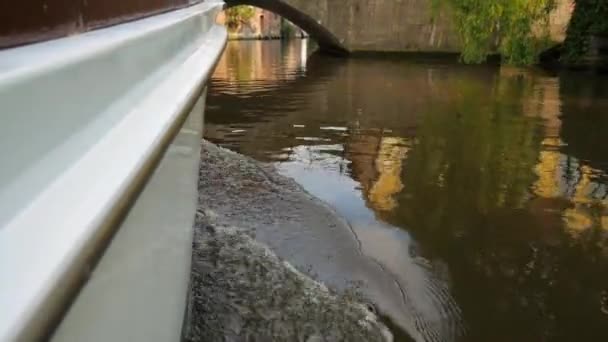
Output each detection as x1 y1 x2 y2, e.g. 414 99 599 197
225 5 256 30
562 0 608 63
433 0 556 65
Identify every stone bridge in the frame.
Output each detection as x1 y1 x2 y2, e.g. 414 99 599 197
226 0 573 55
225 0 460 54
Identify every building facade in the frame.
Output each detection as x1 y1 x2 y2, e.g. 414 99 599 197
217 7 305 40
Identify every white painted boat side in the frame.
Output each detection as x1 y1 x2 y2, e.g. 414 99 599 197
0 2 227 340
52 90 207 342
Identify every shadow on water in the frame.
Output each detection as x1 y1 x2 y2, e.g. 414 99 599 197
205 40 608 342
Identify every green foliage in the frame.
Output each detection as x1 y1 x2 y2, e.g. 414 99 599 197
434 0 555 65
225 5 256 30
281 19 295 38
562 0 608 63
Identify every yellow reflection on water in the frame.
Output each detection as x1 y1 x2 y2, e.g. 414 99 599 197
534 139 566 199
529 76 608 235
533 143 608 235
368 137 409 212
563 164 608 234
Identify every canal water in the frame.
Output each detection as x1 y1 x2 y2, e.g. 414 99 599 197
204 39 608 341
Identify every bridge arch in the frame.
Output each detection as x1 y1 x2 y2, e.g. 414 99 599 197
224 0 347 54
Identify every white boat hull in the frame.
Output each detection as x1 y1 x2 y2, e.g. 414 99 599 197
0 2 227 340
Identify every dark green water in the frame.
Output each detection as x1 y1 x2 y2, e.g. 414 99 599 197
205 39 608 342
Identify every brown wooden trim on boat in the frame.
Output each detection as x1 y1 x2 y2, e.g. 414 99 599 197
0 0 204 49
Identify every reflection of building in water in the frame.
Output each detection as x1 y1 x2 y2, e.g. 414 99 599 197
212 40 307 83
369 137 409 212
300 38 308 71
345 132 409 215
563 165 608 232
528 74 608 233
345 133 381 194
534 139 566 199
531 78 565 199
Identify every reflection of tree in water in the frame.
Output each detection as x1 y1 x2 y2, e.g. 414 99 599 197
383 72 608 341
